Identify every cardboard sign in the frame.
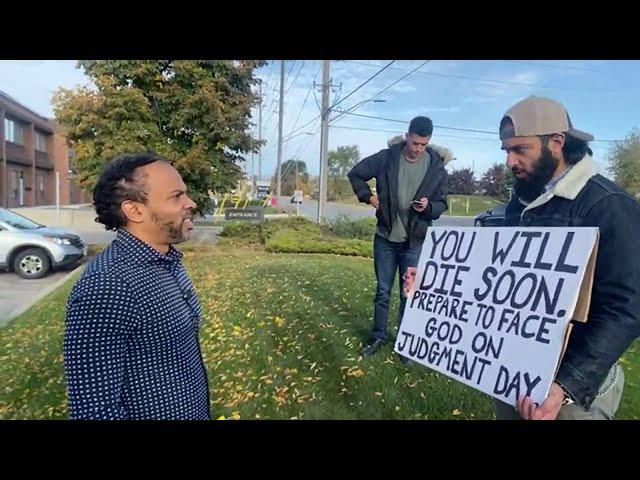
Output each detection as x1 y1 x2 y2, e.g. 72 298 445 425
394 227 599 406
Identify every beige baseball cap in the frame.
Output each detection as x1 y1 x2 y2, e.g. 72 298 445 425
499 96 594 142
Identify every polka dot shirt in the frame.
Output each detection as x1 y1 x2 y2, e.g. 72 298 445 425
64 229 210 420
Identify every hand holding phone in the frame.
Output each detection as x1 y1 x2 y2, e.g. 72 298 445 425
411 197 429 212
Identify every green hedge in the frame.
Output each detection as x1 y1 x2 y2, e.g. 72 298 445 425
219 221 262 243
221 216 373 257
324 214 376 240
265 228 372 257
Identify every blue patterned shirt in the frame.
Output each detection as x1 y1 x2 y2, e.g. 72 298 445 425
64 229 210 420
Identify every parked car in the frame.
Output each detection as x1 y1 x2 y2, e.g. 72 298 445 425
0 208 87 279
474 204 507 227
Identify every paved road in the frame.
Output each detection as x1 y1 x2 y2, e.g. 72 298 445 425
275 196 475 227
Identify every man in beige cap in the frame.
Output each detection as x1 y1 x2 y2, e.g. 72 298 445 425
401 96 640 419
493 95 640 420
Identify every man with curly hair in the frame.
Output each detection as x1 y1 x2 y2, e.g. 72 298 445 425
63 152 210 420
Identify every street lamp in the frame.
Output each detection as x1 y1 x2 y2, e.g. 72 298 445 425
330 98 386 125
283 131 315 143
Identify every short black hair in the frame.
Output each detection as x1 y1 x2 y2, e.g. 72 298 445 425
93 152 166 231
408 116 433 137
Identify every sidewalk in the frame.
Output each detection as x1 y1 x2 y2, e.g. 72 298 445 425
0 264 85 327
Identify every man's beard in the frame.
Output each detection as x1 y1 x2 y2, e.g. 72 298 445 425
513 147 559 203
151 212 192 244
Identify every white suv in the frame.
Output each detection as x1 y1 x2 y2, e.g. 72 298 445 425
0 208 87 279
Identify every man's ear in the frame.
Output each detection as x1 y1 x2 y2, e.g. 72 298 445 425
548 133 566 155
121 200 145 225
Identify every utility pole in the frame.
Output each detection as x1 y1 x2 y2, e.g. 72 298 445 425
316 60 331 223
251 151 255 194
258 81 263 182
276 60 285 199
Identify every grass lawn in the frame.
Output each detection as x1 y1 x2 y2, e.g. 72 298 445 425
1 246 638 419
443 195 504 217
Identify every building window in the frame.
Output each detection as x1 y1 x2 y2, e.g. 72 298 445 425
35 131 48 152
4 118 24 145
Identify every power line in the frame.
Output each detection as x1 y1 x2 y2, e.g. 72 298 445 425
258 62 294 158
261 61 289 132
332 110 622 142
343 60 614 93
267 61 295 136
369 60 429 99
288 62 322 136
265 61 317 143
283 113 323 141
282 127 321 179
278 135 317 180
255 62 277 129
263 121 280 151
260 62 280 113
279 61 307 145
260 61 277 95
264 115 322 157
507 60 602 72
331 124 499 141
283 60 396 141
285 60 305 98
329 60 396 110
334 110 497 134
273 117 322 180
284 60 296 86
313 87 322 112
282 61 396 141
262 97 279 132
331 60 430 125
331 125 403 134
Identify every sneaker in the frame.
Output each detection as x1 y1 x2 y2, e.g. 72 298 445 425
362 338 386 357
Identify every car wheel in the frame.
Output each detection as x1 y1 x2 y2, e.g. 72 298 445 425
13 248 52 279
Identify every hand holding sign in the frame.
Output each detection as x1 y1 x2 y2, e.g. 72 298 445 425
517 382 564 420
403 267 417 297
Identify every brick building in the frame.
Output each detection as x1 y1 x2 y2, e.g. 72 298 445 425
0 90 90 208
